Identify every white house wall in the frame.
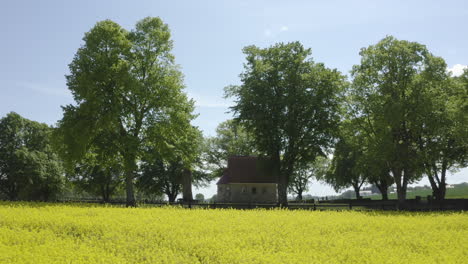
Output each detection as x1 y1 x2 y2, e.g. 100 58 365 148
217 183 277 203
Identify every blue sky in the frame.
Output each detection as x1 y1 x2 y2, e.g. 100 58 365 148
1 0 467 197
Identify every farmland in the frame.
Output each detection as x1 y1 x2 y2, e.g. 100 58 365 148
0 202 467 264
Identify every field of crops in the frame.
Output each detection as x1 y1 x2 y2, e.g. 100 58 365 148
0 202 467 264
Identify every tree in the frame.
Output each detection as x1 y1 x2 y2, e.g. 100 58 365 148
56 17 194 206
419 70 468 200
54 125 125 202
351 118 394 201
288 157 327 201
137 125 210 202
0 112 64 201
69 147 124 202
324 137 367 199
351 36 448 203
366 167 393 201
195 193 205 201
226 42 345 205
319 116 394 200
203 120 257 177
137 156 183 202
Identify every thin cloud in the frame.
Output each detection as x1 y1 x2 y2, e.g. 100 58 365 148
263 26 289 38
16 81 71 97
187 92 232 108
447 64 467 77
264 29 272 37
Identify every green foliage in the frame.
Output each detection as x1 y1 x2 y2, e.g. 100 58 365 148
56 17 196 206
0 112 64 201
203 120 257 177
69 149 124 202
195 193 205 201
226 42 345 205
288 156 328 200
350 36 450 202
137 155 183 202
323 124 368 199
137 125 210 202
417 73 468 200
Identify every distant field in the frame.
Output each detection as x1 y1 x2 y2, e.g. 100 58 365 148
0 202 467 263
368 184 468 200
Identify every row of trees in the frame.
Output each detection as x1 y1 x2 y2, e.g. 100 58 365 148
217 36 467 204
322 37 467 202
0 17 466 206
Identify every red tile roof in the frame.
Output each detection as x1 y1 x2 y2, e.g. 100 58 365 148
217 156 277 184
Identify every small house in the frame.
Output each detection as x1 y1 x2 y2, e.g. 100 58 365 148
216 156 277 203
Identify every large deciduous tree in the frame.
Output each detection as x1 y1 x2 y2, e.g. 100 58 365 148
351 36 448 203
226 42 345 205
418 70 468 200
57 17 194 206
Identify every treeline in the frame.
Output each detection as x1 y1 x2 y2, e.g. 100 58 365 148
0 17 466 206
207 38 467 205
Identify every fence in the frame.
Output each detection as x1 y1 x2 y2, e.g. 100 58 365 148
55 197 468 211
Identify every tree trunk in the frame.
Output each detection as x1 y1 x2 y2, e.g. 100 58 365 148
7 183 19 201
399 168 410 204
435 162 447 201
124 154 136 207
296 190 303 201
181 169 193 202
125 174 135 206
374 181 389 201
353 185 361 200
381 191 388 201
427 170 438 199
393 167 406 205
273 153 288 206
102 183 110 203
277 176 288 206
43 189 50 202
167 191 177 203
382 181 389 201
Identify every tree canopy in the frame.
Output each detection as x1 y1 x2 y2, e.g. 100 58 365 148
203 120 257 177
0 112 64 201
226 42 345 205
56 17 196 206
350 36 456 203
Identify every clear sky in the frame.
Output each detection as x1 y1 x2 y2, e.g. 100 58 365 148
1 0 467 198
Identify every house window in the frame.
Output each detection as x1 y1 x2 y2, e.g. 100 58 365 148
252 187 257 194
262 187 267 194
241 186 246 193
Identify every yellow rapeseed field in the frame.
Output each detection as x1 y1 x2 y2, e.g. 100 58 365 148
0 202 466 264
